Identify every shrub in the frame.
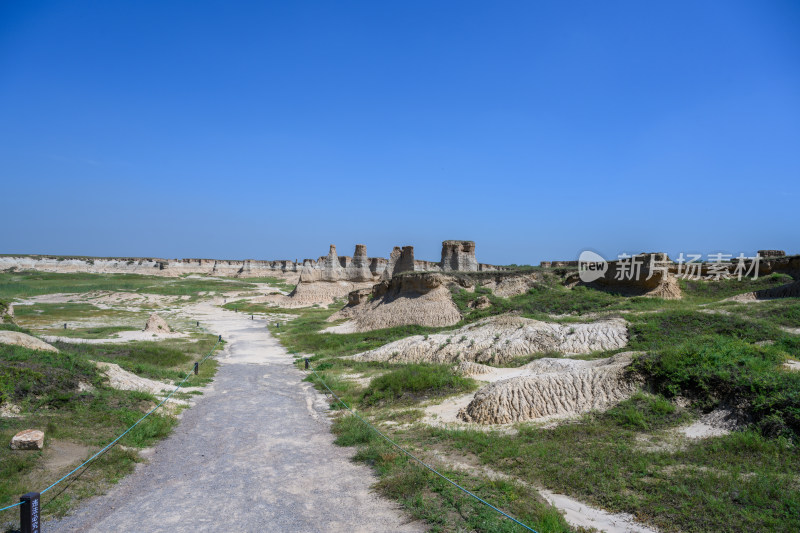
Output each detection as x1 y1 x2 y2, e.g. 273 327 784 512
360 364 477 406
633 336 800 439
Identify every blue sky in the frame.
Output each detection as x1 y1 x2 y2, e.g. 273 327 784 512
1 1 798 265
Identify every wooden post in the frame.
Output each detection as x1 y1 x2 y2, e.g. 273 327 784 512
20 492 40 533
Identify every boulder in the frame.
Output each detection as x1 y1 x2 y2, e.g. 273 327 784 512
10 429 44 450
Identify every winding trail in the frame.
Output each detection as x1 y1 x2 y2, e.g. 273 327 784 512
47 302 424 532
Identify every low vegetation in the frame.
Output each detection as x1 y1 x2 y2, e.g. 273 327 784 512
275 272 800 532
0 335 219 526
0 271 258 300
360 364 478 406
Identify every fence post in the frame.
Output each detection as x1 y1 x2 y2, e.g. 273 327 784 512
305 358 309 370
20 492 40 533
194 362 199 375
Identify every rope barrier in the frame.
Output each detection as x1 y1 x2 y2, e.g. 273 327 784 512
0 332 222 516
308 367 540 533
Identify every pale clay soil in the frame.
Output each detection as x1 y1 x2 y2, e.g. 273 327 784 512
347 315 629 365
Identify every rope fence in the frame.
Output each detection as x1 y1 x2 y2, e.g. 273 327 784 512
4 317 539 532
306 363 540 533
1 327 223 531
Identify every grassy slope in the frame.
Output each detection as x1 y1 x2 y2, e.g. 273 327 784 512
0 270 257 299
270 273 800 532
0 336 220 527
0 272 225 529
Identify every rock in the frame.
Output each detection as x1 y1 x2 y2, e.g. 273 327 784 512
347 287 373 306
0 331 59 353
144 313 171 333
10 429 45 450
469 295 492 310
441 241 478 272
578 252 682 300
347 244 374 282
758 250 786 258
728 280 800 301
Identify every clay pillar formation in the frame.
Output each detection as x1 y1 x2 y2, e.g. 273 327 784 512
440 240 478 272
348 244 372 281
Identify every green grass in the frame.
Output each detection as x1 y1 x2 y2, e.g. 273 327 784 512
0 335 220 524
229 276 296 293
633 335 800 438
331 414 574 533
627 309 783 350
422 412 800 533
0 271 258 300
723 298 800 328
50 326 140 339
360 364 478 406
279 308 452 360
680 273 794 301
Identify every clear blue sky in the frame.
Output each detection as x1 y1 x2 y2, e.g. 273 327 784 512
2 1 798 265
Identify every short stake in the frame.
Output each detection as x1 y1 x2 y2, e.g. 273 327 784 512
305 358 309 370
194 362 199 375
20 492 40 533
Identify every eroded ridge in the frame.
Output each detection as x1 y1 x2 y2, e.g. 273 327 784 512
349 315 629 365
458 353 639 424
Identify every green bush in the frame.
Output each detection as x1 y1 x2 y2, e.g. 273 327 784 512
606 392 686 431
361 364 477 406
633 336 800 439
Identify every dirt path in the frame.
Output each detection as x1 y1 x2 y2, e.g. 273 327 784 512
47 302 424 532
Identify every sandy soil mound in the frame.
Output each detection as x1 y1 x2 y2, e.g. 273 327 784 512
348 315 629 365
0 331 59 353
96 361 175 395
144 313 171 333
728 280 800 302
455 361 495 376
457 353 638 424
483 273 539 298
645 275 682 299
256 281 374 308
676 408 742 439
330 273 462 331
333 286 462 331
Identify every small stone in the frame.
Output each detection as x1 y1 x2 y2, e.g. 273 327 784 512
10 429 44 450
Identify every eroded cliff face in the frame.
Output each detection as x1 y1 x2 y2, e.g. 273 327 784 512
441 240 478 272
329 272 462 331
0 238 503 288
0 255 301 279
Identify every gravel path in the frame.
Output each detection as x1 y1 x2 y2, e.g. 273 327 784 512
47 303 424 532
